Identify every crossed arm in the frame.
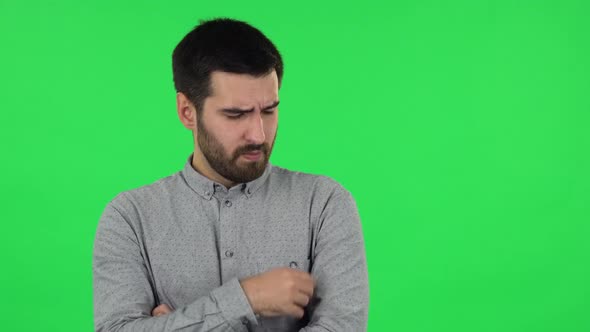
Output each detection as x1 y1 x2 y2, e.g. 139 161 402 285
92 187 368 331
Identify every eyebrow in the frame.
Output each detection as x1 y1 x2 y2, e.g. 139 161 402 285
219 100 280 114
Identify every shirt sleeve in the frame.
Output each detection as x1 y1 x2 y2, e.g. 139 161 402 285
92 201 258 332
299 186 370 332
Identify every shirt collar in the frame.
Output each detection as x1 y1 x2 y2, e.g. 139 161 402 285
181 153 272 200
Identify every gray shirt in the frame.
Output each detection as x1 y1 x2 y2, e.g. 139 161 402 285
92 155 369 331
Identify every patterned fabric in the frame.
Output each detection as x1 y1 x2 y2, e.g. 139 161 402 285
93 154 368 331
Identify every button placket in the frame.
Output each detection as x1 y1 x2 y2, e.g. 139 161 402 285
218 192 240 283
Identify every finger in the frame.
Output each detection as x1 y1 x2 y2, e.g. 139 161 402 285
296 277 315 298
159 304 172 313
152 304 172 316
289 269 314 283
152 306 164 316
280 269 314 297
293 270 315 284
153 307 170 316
293 292 310 307
285 304 305 318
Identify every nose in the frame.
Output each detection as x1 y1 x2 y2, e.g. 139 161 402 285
245 112 266 144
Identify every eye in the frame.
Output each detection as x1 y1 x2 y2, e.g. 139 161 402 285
263 108 276 115
225 112 244 119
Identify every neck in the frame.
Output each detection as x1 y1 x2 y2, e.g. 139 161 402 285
191 151 235 189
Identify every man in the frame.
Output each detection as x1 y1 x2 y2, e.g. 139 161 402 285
93 18 369 331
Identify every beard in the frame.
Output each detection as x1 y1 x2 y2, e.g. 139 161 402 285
196 118 276 184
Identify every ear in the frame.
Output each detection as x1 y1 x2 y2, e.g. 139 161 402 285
176 92 197 130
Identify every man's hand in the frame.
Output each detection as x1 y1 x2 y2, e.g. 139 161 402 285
152 303 172 317
240 267 315 318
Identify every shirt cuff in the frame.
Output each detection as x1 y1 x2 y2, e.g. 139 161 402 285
210 277 259 328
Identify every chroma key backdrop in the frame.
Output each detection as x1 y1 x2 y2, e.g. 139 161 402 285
0 0 589 331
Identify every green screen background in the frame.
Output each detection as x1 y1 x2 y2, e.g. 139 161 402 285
1 0 588 331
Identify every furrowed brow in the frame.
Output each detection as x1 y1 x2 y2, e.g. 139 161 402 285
220 100 279 113
220 107 254 114
262 100 280 111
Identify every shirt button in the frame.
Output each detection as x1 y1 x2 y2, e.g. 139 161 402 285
289 261 298 268
241 318 248 325
225 250 234 258
224 200 232 207
204 191 211 196
246 188 251 195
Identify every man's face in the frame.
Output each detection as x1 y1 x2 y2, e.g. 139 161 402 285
197 70 279 184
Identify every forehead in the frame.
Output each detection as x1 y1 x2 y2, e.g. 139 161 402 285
208 70 279 108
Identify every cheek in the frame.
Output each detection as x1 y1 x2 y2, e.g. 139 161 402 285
208 124 237 152
229 131 251 154
220 133 240 152
264 119 278 140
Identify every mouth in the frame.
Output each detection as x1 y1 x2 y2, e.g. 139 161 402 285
241 150 263 161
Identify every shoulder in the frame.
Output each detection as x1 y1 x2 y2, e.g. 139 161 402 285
104 171 185 215
268 164 352 200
